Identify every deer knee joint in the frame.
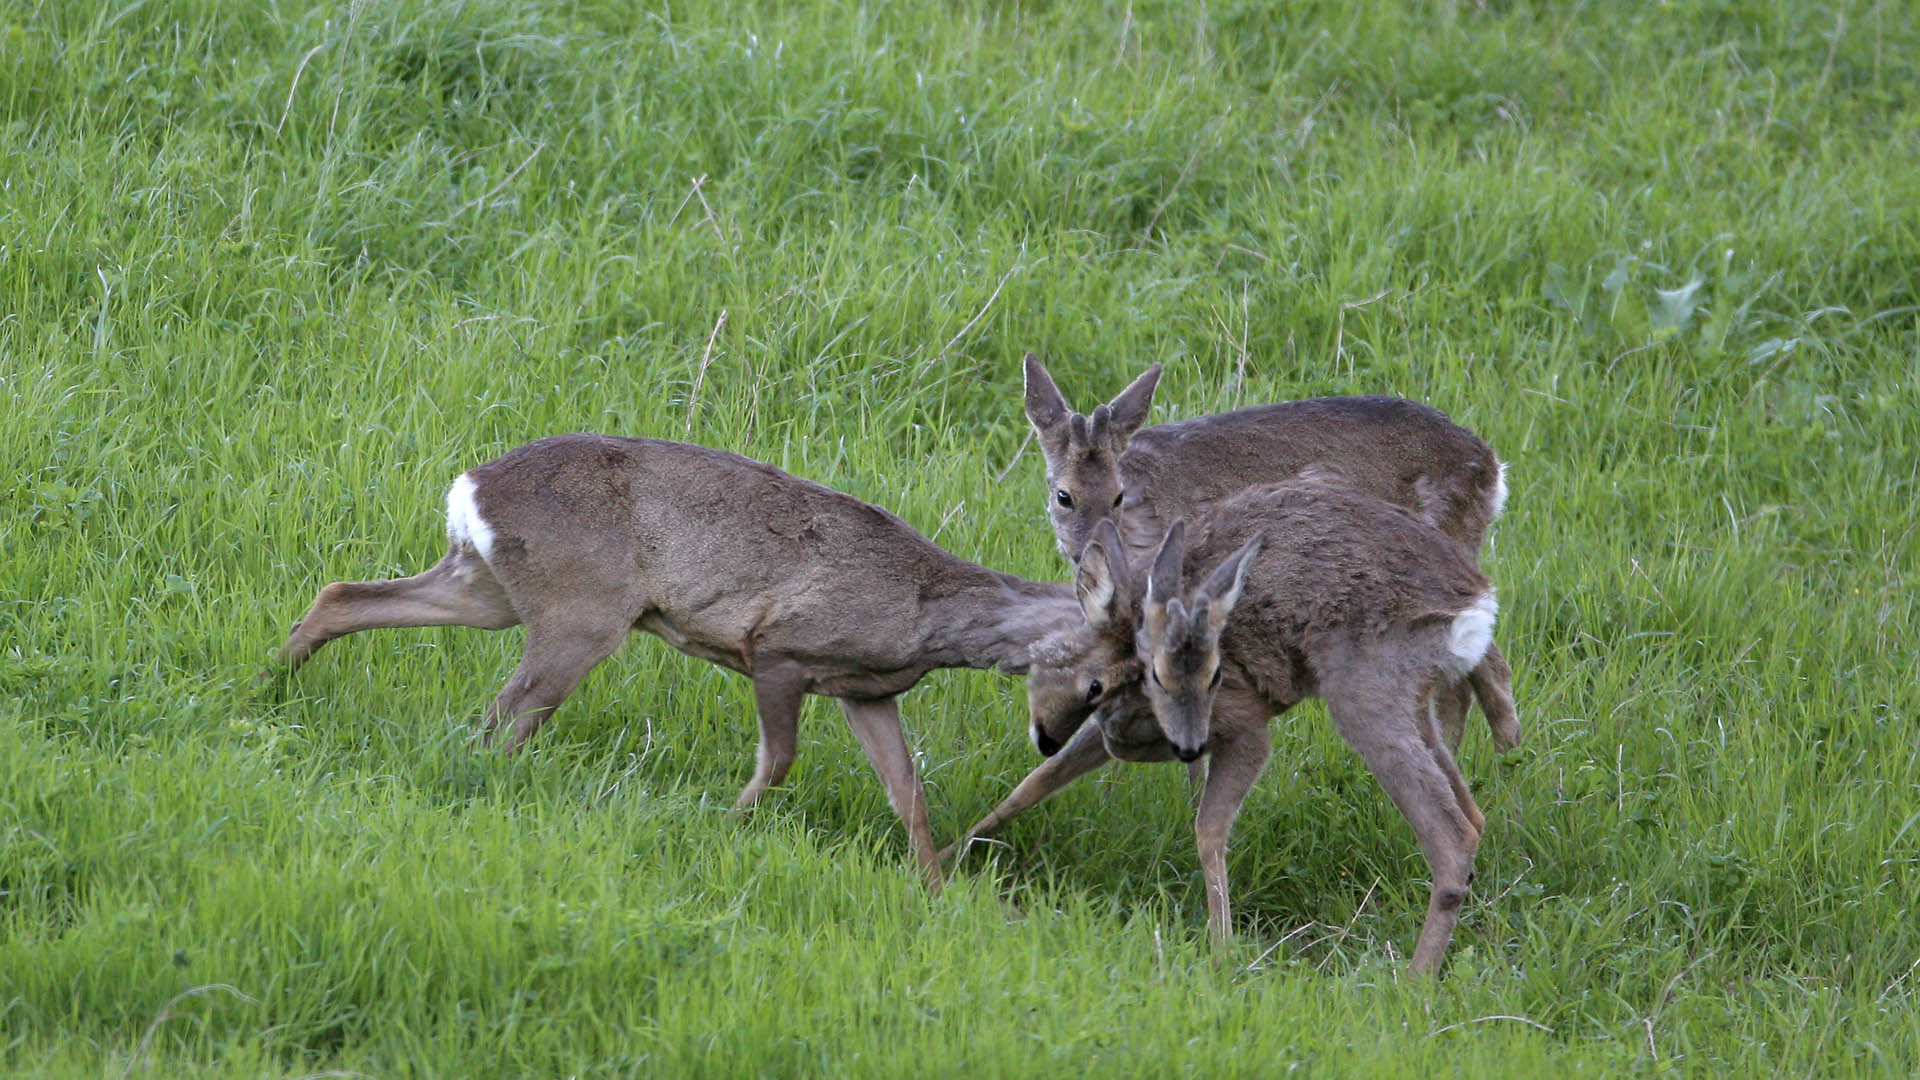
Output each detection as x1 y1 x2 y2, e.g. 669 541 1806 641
1195 820 1232 852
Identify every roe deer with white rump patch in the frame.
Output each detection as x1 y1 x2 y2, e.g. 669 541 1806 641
953 479 1504 973
271 433 1086 883
1020 354 1519 754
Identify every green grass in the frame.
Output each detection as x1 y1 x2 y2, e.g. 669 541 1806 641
4 0 1917 1074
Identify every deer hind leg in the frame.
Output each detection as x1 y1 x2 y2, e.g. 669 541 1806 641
839 696 942 888
485 613 631 751
1323 678 1482 976
275 551 519 674
1468 642 1522 751
735 662 809 811
1422 688 1486 837
1432 677 1473 757
944 719 1113 863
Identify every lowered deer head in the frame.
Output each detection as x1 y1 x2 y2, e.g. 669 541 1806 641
1136 521 1261 763
1023 519 1141 756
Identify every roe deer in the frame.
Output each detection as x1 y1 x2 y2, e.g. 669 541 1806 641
952 482 1502 974
270 433 1087 882
1020 353 1519 754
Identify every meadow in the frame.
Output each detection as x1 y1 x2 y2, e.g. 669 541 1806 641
3 0 1917 1074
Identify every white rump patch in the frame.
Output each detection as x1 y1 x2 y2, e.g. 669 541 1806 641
1489 460 1510 521
446 473 496 561
1446 591 1498 671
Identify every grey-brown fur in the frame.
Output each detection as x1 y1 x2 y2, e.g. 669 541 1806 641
270 433 1082 883
1021 353 1519 754
952 480 1505 974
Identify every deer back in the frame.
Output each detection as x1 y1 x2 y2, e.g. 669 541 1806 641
460 433 1035 690
1173 479 1495 705
1116 396 1502 563
1021 356 1503 565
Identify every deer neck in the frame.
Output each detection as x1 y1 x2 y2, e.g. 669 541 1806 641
924 569 1081 675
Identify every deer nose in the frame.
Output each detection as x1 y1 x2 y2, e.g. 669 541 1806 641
1032 725 1063 757
1173 741 1207 763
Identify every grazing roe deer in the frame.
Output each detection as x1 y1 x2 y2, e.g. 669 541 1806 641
953 481 1502 973
270 433 1088 883
1021 354 1519 754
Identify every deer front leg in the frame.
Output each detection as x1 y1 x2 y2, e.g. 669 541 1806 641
1192 719 1271 947
1185 757 1209 802
838 696 942 889
942 719 1112 863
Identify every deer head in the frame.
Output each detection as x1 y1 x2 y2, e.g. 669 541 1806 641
1136 520 1261 762
1025 519 1142 755
1022 353 1161 562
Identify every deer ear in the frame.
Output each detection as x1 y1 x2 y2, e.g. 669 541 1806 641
1074 533 1124 629
1024 354 1072 453
1147 519 1187 604
1105 364 1161 444
1086 518 1131 583
1199 535 1262 626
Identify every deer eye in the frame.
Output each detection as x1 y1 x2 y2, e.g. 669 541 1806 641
1208 667 1223 689
1086 679 1103 701
1055 490 1074 509
1111 492 1124 508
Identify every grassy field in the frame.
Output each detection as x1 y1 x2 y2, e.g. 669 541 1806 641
4 0 1918 1074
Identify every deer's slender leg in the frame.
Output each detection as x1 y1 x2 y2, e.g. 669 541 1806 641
275 552 518 674
486 617 630 750
1420 686 1486 838
944 719 1112 863
1468 642 1522 751
1185 756 1210 802
1433 677 1473 757
736 662 808 810
1323 679 1481 976
1192 698 1272 947
839 696 942 888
